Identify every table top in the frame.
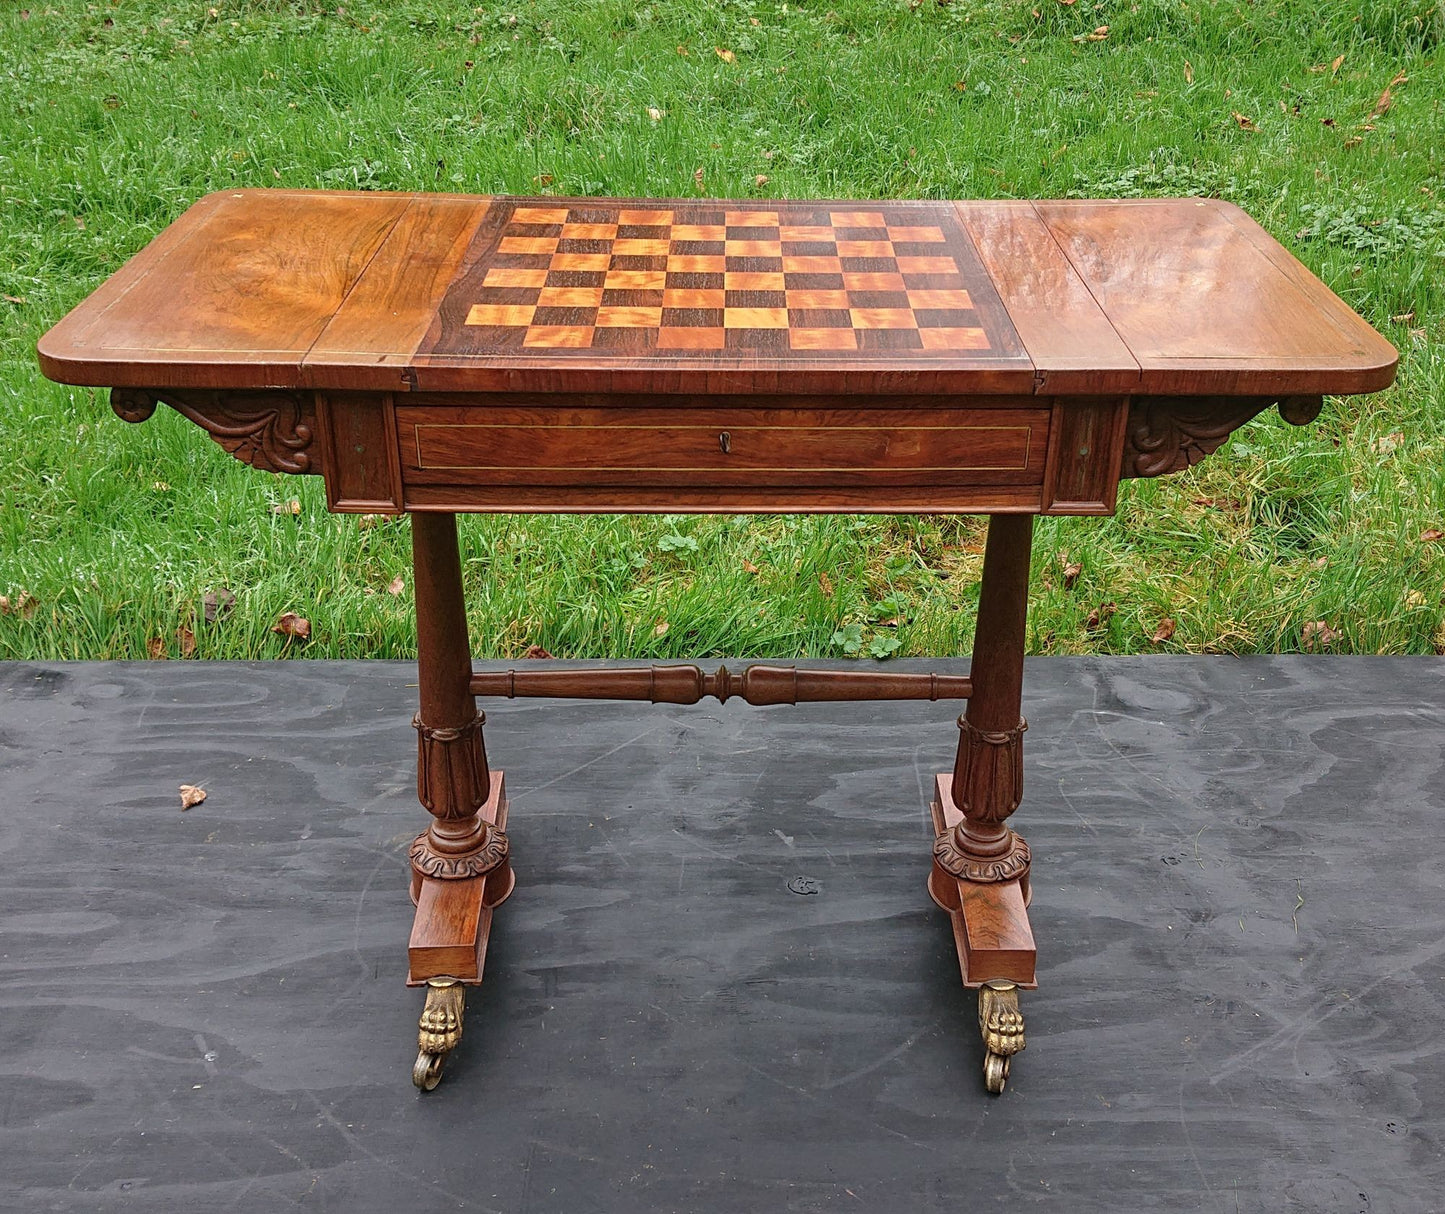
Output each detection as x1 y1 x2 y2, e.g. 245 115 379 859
37 189 1397 399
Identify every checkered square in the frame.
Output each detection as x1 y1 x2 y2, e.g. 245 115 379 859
448 202 997 355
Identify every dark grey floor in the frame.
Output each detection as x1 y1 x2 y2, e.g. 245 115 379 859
1 658 1442 1213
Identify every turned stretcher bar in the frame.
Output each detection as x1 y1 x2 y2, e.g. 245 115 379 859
468 664 973 706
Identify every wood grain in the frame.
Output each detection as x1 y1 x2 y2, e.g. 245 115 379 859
408 771 509 984
38 189 412 389
395 402 1048 489
307 196 492 391
1033 198 1398 395
954 201 1140 394
930 774 1038 988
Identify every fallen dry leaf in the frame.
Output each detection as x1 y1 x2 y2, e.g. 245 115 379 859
0 590 37 618
675 44 689 56
694 167 705 187
647 106 663 122
271 499 301 515
1372 431 1405 455
202 588 235 624
1405 590 1427 609
356 513 386 529
1074 24 1108 41
147 636 168 659
1332 54 1345 76
3 295 26 305
1344 136 1363 149
1152 617 1177 644
386 574 405 595
653 619 670 637
1191 495 1243 511
177 624 196 657
531 173 554 187
1421 529 1444 542
523 644 554 659
1085 602 1116 631
1062 562 1082 590
1301 620 1340 650
1184 60 1194 85
179 784 207 810
1390 311 1415 323
1370 71 1407 121
271 611 311 640
742 558 761 575
755 174 770 187
1232 112 1257 132
715 47 735 63
818 571 835 597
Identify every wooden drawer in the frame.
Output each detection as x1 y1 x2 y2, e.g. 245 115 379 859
392 398 1049 511
318 392 1125 514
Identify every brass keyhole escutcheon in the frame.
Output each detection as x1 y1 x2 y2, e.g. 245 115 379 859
719 431 731 454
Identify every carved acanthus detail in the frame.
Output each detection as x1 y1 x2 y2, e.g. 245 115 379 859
1122 395 1322 479
409 827 510 880
934 715 1031 883
934 829 1031 884
110 388 315 474
415 712 491 822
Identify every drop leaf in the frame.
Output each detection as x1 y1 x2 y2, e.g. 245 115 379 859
179 784 207 810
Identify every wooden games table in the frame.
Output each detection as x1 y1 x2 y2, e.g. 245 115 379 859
38 190 1397 1094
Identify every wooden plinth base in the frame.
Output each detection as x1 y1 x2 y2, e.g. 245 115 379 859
407 771 513 986
927 773 1037 989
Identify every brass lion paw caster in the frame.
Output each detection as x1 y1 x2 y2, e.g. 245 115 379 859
413 976 466 1091
978 979 1026 1095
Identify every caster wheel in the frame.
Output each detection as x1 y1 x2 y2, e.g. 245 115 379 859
983 1051 1010 1094
413 1050 445 1091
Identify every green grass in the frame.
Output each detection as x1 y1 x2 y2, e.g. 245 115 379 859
2 0 1443 661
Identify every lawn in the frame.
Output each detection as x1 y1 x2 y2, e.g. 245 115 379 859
1 0 1442 661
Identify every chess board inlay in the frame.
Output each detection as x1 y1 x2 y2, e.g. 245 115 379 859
427 199 1022 360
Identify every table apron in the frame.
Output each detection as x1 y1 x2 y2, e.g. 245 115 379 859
315 392 1129 516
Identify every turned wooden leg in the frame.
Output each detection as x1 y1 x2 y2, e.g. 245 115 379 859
927 514 1036 1094
406 512 514 1090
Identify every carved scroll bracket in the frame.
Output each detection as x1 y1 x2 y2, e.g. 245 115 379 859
1122 395 1323 479
110 387 316 474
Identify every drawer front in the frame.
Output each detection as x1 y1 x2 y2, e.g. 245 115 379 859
396 404 1049 492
